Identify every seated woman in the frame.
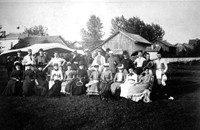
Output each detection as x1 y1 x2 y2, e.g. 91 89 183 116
35 63 49 96
110 64 126 96
48 63 63 97
22 64 35 97
120 68 138 98
99 63 113 98
127 67 153 103
61 63 76 95
3 61 23 96
71 62 88 95
86 63 101 96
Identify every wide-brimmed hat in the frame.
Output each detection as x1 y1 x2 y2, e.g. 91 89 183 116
117 64 124 69
109 51 114 54
28 49 32 52
14 61 21 66
26 63 33 66
104 63 109 67
38 48 43 52
17 50 22 53
79 62 84 66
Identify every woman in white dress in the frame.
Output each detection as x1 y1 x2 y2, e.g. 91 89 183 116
120 68 137 98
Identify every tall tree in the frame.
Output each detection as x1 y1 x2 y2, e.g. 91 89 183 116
111 16 165 42
23 25 48 36
81 15 104 49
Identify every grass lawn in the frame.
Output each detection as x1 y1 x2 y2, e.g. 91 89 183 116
0 65 200 130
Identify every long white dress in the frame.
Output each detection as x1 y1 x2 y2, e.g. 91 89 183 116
120 72 137 98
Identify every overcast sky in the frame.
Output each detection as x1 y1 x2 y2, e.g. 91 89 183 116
0 0 200 44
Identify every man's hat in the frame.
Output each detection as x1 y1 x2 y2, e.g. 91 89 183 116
109 51 114 54
26 63 33 67
117 64 124 69
7 56 11 59
38 48 43 52
14 61 21 66
28 49 32 52
79 61 84 66
17 50 21 53
53 63 59 66
84 49 89 52
66 62 72 66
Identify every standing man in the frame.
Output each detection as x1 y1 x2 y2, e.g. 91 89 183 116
142 53 154 75
121 52 134 73
92 49 106 72
35 49 48 67
70 50 81 70
154 52 173 100
22 49 35 70
84 49 93 69
43 51 66 71
107 51 120 77
134 51 145 75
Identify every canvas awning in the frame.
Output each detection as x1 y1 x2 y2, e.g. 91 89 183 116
0 43 85 56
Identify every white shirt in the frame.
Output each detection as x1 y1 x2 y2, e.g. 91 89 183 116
22 55 34 65
154 58 168 73
134 57 145 67
49 57 66 67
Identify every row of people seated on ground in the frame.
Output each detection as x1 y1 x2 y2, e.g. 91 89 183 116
2 60 156 103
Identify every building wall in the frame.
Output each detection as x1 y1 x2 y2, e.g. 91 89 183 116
103 33 149 55
0 39 19 52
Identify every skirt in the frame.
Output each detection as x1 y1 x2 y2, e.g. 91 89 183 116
86 80 99 95
22 78 35 96
35 79 49 96
61 80 73 93
48 80 62 97
136 67 143 75
3 79 22 96
99 81 113 98
110 82 123 96
72 78 87 95
127 83 151 102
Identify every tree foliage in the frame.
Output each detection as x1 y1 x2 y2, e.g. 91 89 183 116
111 16 165 42
81 15 104 49
23 25 48 36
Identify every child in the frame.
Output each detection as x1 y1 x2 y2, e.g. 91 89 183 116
3 61 23 96
110 64 126 96
61 63 76 95
86 63 101 95
48 63 63 97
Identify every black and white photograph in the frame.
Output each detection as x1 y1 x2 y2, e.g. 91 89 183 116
0 0 200 129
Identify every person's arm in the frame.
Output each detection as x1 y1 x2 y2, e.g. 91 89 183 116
113 73 117 82
43 59 52 71
110 71 113 81
163 60 168 74
60 70 64 81
61 58 66 67
50 70 54 80
63 71 67 81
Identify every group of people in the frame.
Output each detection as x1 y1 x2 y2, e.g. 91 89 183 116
3 47 173 102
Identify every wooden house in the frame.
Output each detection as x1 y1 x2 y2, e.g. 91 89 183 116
92 31 151 55
146 39 176 58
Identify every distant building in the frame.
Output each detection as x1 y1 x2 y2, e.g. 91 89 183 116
146 39 176 58
91 31 151 55
0 33 27 52
13 35 67 49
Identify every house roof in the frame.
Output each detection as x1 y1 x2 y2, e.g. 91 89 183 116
145 45 161 52
91 31 151 52
2 33 27 40
152 39 176 48
188 39 200 46
22 35 67 46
